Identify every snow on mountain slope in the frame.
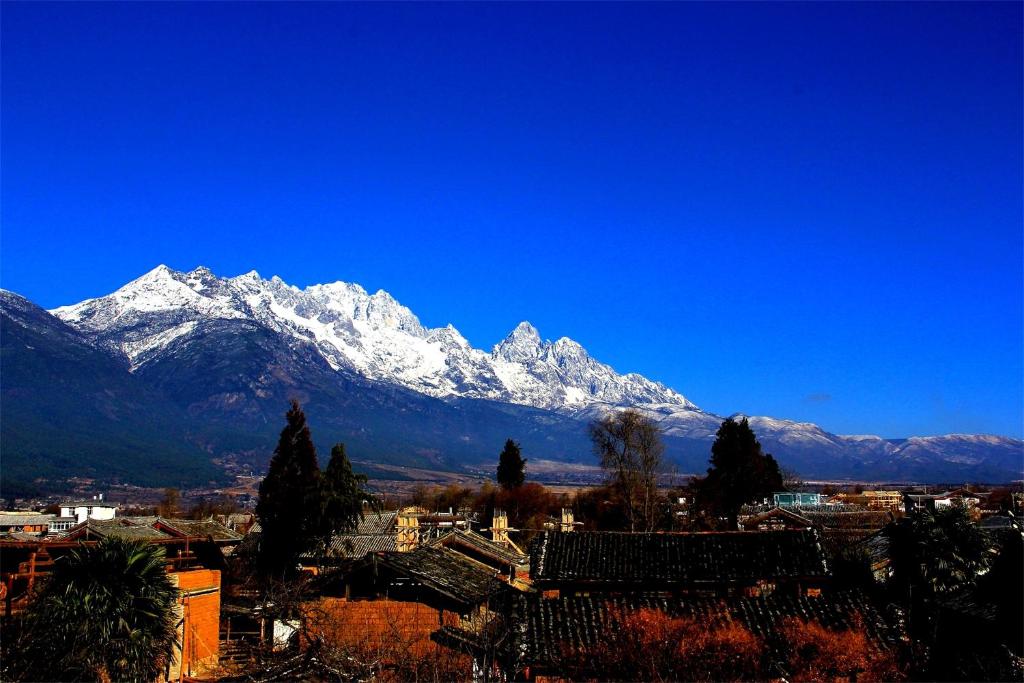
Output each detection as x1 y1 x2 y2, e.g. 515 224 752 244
51 265 693 412
26 267 1024 482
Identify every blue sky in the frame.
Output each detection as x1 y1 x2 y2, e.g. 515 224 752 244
2 2 1021 439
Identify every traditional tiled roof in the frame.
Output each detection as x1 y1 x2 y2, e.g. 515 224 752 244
530 530 829 586
742 507 893 533
323 533 396 558
60 518 172 541
515 590 901 672
819 528 883 555
355 510 397 534
741 507 814 529
427 529 528 567
126 517 242 542
801 510 893 529
0 513 54 527
160 518 241 542
368 546 506 606
221 512 256 533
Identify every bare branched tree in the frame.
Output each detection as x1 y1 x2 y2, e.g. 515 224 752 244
589 409 665 532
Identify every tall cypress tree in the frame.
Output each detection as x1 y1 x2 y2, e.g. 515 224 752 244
496 439 526 489
322 443 379 537
255 400 323 577
696 417 784 529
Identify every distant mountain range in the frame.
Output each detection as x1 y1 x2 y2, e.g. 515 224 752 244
1 265 1020 491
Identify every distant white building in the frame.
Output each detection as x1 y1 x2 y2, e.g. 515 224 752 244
48 516 77 533
60 495 117 524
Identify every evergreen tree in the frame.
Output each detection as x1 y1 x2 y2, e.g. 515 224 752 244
322 442 379 537
255 400 324 577
695 417 784 529
3 538 178 682
496 438 527 489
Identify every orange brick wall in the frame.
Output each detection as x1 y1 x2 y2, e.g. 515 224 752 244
304 598 459 660
174 569 221 677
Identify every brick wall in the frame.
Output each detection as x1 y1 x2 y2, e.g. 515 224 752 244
169 569 221 680
304 597 460 660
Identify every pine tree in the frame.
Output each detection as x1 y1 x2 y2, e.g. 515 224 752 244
695 417 784 529
496 439 526 489
255 400 324 577
322 443 379 537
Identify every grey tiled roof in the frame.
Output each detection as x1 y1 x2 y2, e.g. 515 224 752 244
427 528 528 566
741 507 814 528
0 514 54 527
355 510 397 534
323 533 396 558
372 546 506 605
530 530 830 586
125 517 242 542
801 510 894 529
62 518 172 540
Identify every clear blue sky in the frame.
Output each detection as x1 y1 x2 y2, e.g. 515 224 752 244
2 2 1021 439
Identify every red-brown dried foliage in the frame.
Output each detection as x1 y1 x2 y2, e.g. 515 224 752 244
559 607 763 682
778 616 904 682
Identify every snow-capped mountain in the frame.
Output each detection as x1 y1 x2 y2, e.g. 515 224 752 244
52 265 694 413
1 264 1016 487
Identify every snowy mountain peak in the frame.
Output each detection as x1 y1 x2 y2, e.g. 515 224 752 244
149 263 174 276
494 321 544 363
232 270 262 282
513 320 540 337
50 266 696 413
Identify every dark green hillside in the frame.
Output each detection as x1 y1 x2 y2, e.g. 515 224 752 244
133 317 596 471
0 291 225 490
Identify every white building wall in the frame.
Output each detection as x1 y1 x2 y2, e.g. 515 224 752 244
60 505 117 524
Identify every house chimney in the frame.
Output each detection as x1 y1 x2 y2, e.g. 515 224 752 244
396 509 419 552
560 508 575 533
491 509 511 547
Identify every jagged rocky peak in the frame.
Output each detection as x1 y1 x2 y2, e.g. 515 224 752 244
231 269 263 282
549 336 590 363
494 321 545 362
363 288 427 336
427 324 471 349
50 265 697 413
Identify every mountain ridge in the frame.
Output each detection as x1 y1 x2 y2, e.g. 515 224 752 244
51 264 696 413
0 266 1019 486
